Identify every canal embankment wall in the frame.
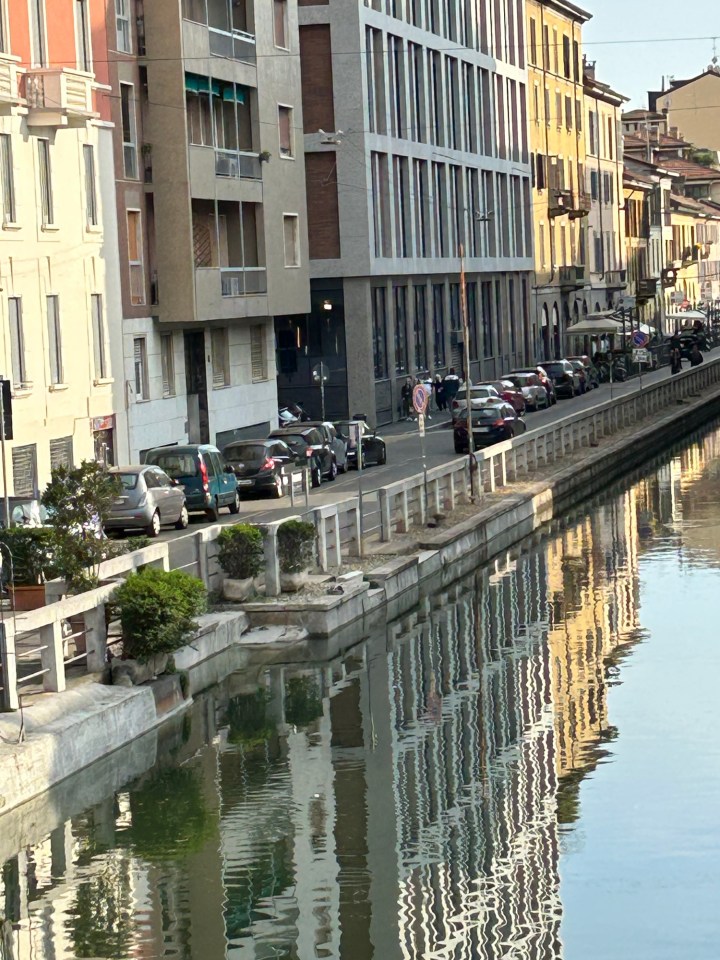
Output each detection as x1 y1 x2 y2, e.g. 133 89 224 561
3 360 720 817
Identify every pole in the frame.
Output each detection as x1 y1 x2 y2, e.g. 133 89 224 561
459 245 476 501
355 423 364 544
0 379 9 527
320 375 326 422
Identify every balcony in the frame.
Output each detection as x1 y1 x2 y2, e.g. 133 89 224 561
0 54 22 111
568 188 592 220
220 267 266 296
208 27 256 64
23 68 97 127
548 188 572 218
559 265 586 289
605 269 627 289
661 267 678 289
637 277 658 301
215 148 262 180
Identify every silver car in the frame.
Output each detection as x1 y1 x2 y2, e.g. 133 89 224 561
106 466 188 537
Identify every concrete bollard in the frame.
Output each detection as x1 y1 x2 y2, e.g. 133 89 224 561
40 620 66 693
0 623 19 710
84 601 108 673
264 526 281 598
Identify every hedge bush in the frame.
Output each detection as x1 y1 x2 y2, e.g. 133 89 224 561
217 524 264 579
277 519 315 574
0 527 58 585
114 567 207 663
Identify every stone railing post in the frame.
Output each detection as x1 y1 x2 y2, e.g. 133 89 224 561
0 622 19 710
40 620 66 693
84 601 108 673
379 488 393 542
264 525 281 598
347 499 363 557
313 508 329 572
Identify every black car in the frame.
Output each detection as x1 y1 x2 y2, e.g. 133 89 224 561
542 360 580 399
268 426 337 486
334 420 387 468
453 402 526 453
223 439 301 499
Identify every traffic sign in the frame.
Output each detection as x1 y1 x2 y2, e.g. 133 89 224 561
412 383 429 414
631 330 649 348
632 348 650 364
312 362 329 383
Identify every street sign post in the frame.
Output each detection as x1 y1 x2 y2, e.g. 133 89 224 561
412 385 430 519
312 363 330 421
632 348 650 364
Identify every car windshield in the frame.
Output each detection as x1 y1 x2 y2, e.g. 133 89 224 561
147 453 197 478
471 407 505 421
508 376 529 387
277 435 308 454
224 444 265 463
543 363 566 373
116 473 139 490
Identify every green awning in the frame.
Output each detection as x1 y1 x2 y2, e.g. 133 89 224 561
221 85 246 104
184 72 210 93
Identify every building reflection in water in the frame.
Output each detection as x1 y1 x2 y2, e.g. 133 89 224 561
3 426 720 959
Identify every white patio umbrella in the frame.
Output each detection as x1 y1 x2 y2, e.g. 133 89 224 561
564 313 624 336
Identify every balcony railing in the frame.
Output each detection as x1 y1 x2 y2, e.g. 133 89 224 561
605 269 627 288
0 54 21 108
23 68 96 125
568 188 591 220
215 148 262 180
559 265 586 288
208 27 256 64
637 277 658 300
220 267 267 297
548 188 572 218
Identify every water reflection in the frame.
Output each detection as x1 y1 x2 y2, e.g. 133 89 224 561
4 427 720 959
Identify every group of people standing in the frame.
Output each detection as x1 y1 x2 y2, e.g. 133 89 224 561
400 369 463 421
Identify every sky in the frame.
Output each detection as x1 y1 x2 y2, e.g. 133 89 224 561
583 0 720 110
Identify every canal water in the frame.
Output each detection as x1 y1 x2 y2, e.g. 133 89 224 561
3 424 720 959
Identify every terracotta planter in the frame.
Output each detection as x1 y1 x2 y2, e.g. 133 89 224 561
280 571 307 593
222 577 256 602
9 584 47 611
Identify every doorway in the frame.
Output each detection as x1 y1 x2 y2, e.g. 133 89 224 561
184 331 209 444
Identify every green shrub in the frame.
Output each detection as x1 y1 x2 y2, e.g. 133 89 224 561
0 527 58 585
277 520 315 574
114 567 207 663
217 524 264 579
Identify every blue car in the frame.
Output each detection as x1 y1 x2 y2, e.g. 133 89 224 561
144 444 240 521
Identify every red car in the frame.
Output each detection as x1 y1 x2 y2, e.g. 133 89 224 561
510 366 557 405
478 380 527 415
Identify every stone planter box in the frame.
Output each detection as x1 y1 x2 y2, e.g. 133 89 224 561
280 571 307 593
222 577 256 602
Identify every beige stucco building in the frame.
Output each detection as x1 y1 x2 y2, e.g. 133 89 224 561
648 67 720 155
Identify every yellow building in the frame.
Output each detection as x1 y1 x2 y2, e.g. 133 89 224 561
527 0 591 361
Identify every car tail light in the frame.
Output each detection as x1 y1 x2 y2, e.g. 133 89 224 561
493 419 505 428
261 456 275 471
199 457 210 492
305 447 313 458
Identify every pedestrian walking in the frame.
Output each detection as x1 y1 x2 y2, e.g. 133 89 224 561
690 343 704 367
670 339 683 375
422 371 433 419
401 377 414 420
443 368 461 408
433 374 446 411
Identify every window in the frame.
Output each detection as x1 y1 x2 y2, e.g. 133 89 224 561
46 296 63 385
8 298 26 386
75 0 92 71
83 144 98 226
30 0 47 66
37 139 54 225
120 84 138 178
186 91 213 145
250 325 267 381
372 287 388 379
590 170 598 201
161 334 175 396
283 214 299 266
562 35 571 79
183 0 207 23
133 337 148 399
0 0 7 53
115 0 131 53
394 285 407 374
565 96 573 130
211 328 230 386
12 445 37 498
414 285 427 372
273 0 287 48
50 437 73 471
278 105 293 158
432 283 445 367
529 17 537 65
0 134 15 224
91 294 108 380
127 210 145 305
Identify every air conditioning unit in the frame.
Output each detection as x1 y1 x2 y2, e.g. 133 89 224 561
223 276 242 296
216 155 240 178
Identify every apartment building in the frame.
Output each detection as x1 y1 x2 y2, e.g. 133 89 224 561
583 62 627 313
0 0 121 496
278 0 533 426
527 0 591 360
648 65 720 155
107 0 310 461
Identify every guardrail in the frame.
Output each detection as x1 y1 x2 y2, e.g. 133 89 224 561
2 358 719 710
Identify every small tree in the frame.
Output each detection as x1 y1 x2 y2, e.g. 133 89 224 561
41 460 121 592
277 520 315 574
114 567 207 663
217 524 264 580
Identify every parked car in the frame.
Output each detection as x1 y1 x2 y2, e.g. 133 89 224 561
512 366 557 404
473 381 526 415
303 421 349 472
505 372 549 411
567 355 600 388
453 402 527 453
568 358 593 392
334 420 387 467
223 438 301 499
451 384 501 420
268 426 337 486
143 444 240 520
541 360 580 399
106 466 188 537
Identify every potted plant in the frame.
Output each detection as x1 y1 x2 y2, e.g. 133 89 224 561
41 461 121 595
277 519 315 592
217 524 264 601
0 527 58 610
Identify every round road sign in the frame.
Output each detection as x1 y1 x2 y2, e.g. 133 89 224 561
412 384 430 414
631 330 649 348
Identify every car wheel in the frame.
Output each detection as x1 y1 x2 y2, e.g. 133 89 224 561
327 458 338 481
206 499 219 522
228 491 240 515
147 510 161 538
174 505 189 530
272 476 284 499
311 468 322 488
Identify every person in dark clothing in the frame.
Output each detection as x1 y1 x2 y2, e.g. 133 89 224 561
690 343 704 367
443 368 461 407
433 374 446 411
401 377 414 420
670 342 683 375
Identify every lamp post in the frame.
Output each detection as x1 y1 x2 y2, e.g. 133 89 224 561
459 244 477 502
